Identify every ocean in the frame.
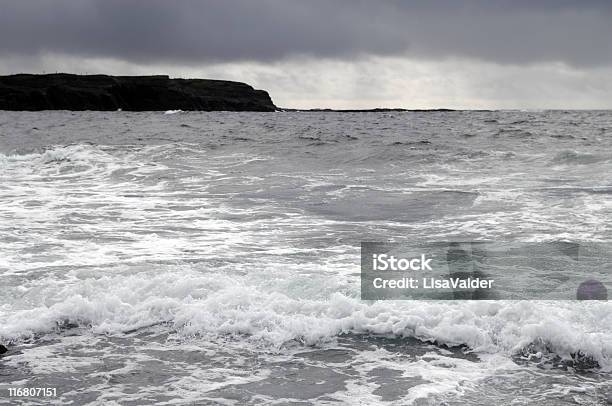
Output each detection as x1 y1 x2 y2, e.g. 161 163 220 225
0 110 610 405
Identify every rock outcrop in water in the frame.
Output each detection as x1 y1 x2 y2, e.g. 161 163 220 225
0 74 277 111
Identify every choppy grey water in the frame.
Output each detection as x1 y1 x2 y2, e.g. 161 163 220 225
0 110 610 405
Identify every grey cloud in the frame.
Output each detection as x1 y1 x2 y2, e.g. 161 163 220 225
1 0 611 66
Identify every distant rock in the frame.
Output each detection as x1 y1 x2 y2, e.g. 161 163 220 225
0 74 277 112
0 344 7 354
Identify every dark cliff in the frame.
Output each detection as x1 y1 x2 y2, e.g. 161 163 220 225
0 74 277 111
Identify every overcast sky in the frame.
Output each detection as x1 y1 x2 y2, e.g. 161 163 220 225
1 0 611 109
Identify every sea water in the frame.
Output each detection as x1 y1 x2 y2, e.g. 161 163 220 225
0 110 610 404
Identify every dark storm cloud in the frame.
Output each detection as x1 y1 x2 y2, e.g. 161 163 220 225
1 0 611 66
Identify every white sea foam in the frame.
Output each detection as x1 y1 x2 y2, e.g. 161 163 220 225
0 264 610 371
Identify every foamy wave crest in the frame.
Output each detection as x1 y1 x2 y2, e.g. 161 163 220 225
1 268 610 371
0 144 118 174
550 150 611 165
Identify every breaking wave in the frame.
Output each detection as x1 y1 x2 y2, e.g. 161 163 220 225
1 267 610 371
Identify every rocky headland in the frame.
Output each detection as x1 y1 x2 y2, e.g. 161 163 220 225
0 74 277 111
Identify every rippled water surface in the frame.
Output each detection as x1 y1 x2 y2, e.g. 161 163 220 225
0 111 611 405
